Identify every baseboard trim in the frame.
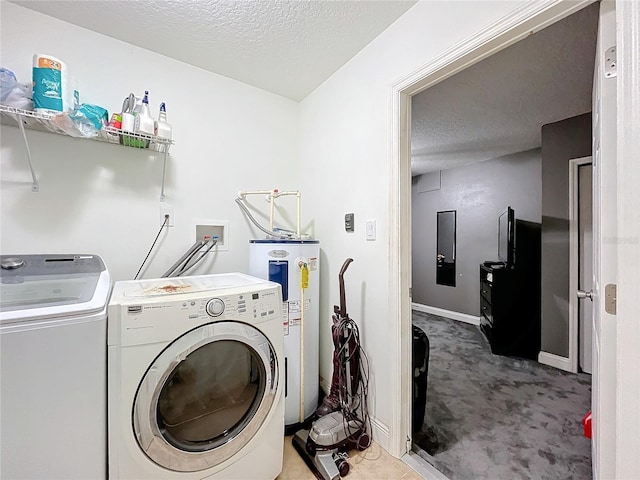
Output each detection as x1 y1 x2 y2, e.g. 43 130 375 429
538 351 574 373
412 303 480 326
370 417 391 452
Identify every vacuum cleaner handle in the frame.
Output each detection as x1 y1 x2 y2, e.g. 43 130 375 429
337 258 353 318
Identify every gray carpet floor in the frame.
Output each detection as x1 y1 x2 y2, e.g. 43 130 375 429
412 311 592 480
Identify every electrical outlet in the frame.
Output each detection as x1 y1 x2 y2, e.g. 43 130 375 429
160 206 174 227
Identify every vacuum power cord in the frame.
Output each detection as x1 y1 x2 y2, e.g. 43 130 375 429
336 314 372 449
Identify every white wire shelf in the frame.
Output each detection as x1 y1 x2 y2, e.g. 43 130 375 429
0 104 174 151
0 104 174 200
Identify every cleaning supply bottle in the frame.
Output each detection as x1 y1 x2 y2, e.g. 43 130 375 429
154 102 173 152
137 91 155 134
134 90 154 148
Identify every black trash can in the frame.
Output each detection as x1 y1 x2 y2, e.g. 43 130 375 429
412 325 430 435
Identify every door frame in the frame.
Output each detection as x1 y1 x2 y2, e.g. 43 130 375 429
389 0 595 458
390 1 640 476
569 156 593 374
614 1 640 476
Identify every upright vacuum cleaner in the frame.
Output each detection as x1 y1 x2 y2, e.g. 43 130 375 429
293 258 371 480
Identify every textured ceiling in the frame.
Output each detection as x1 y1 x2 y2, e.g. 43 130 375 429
12 0 416 101
11 0 598 173
411 3 599 176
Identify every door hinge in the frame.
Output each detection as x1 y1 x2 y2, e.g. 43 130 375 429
409 287 412 299
407 435 412 452
605 284 617 314
604 46 617 78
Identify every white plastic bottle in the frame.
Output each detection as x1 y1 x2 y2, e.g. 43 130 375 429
154 102 172 152
137 91 155 136
130 91 154 149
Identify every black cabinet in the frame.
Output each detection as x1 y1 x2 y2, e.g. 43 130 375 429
480 220 541 360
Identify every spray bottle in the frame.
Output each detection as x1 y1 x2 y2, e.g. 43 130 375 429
153 102 173 152
137 90 155 137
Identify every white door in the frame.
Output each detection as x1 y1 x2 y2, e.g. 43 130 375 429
578 163 593 374
591 1 617 478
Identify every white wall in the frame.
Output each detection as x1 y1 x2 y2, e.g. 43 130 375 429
298 0 524 449
412 149 541 316
0 2 300 282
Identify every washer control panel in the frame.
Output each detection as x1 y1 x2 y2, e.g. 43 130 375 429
112 275 285 347
127 288 280 324
118 286 283 346
197 291 279 322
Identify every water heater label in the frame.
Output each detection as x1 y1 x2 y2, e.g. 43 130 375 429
288 299 311 315
268 250 288 258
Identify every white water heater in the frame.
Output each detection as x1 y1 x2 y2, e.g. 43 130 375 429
249 239 320 429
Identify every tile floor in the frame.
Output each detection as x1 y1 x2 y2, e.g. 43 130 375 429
277 436 422 480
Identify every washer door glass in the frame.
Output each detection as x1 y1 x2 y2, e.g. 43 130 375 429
133 321 278 472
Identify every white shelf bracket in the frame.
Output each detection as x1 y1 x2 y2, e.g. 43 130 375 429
160 146 168 202
17 118 39 192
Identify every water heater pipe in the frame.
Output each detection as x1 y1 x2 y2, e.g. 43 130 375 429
299 280 305 423
269 192 275 232
297 259 309 423
237 189 302 238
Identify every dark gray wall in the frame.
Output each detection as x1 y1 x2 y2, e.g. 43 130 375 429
541 113 591 357
412 149 541 315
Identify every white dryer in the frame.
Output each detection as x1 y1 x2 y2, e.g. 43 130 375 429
107 273 284 479
0 254 111 480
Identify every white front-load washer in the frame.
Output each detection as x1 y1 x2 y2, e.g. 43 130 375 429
107 273 285 479
0 254 111 480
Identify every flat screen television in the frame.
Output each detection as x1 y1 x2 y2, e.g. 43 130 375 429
498 206 515 267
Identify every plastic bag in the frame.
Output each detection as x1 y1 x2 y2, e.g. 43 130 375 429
0 67 34 110
71 104 108 130
50 103 108 138
0 68 17 101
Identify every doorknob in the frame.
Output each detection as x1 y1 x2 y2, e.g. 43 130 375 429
577 289 593 301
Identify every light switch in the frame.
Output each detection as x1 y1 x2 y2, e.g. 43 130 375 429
366 220 376 241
